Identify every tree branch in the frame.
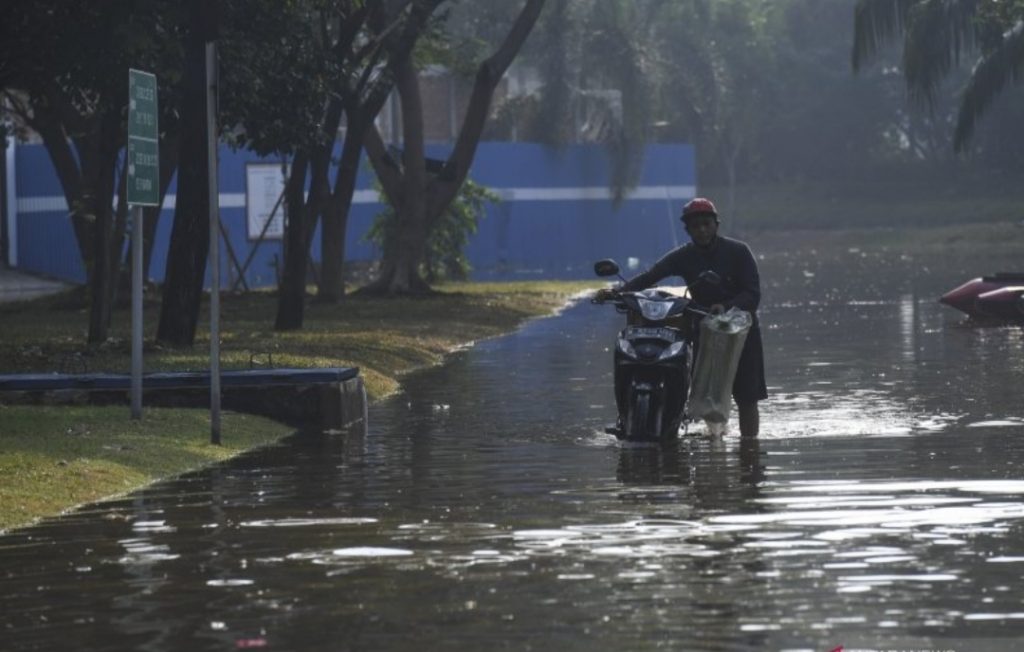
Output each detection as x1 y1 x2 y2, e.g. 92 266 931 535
434 0 546 213
364 122 403 202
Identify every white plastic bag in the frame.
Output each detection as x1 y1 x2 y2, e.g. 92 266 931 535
687 308 752 430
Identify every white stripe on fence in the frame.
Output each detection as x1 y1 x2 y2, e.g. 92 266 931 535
15 185 696 215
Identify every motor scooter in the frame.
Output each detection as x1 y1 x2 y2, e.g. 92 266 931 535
592 259 715 441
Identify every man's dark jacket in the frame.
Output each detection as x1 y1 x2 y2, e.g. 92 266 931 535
621 236 760 314
620 235 767 403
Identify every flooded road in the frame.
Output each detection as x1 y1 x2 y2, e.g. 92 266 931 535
2 245 1023 651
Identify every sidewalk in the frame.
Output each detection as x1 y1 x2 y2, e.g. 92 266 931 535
0 267 70 303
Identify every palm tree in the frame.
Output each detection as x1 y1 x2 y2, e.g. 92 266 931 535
516 0 659 202
852 0 1024 151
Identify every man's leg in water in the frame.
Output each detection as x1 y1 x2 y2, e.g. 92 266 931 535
738 401 759 438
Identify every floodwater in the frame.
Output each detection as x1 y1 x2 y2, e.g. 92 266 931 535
2 244 1023 652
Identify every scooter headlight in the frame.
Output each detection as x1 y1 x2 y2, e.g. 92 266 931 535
617 338 637 358
657 341 686 360
637 298 672 321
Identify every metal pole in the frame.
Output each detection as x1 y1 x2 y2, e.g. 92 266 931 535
207 40 221 445
4 135 16 267
131 204 143 419
0 135 8 267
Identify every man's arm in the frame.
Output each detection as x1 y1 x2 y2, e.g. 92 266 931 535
619 250 680 292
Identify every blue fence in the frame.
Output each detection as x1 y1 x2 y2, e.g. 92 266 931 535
8 141 695 285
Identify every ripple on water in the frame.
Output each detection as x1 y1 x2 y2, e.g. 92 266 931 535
331 547 415 557
240 517 379 528
508 520 720 560
762 390 937 438
117 538 180 565
760 385 974 440
963 612 1024 620
966 419 1024 428
206 579 255 587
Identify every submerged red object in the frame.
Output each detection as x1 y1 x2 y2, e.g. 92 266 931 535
940 273 1024 321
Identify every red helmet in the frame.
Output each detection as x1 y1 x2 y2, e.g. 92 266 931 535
681 197 718 222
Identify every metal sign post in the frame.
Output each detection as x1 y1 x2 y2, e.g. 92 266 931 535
127 69 159 420
206 42 221 445
3 135 15 267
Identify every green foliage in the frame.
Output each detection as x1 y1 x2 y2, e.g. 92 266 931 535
853 0 1024 151
460 0 1024 184
365 177 500 282
968 0 1024 53
0 2 186 143
217 1 352 156
443 0 657 198
432 1 531 77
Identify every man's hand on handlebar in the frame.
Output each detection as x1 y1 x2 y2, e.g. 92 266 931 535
593 287 621 303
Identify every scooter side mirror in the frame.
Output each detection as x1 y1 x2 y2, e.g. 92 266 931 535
698 270 722 286
594 259 621 277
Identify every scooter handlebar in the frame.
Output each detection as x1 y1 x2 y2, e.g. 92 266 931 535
591 289 711 316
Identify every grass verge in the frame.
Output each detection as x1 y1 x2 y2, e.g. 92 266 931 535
0 280 598 532
0 406 286 531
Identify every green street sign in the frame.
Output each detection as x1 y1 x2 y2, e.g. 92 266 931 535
128 69 159 206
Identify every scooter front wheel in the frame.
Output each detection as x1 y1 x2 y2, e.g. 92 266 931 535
627 391 653 441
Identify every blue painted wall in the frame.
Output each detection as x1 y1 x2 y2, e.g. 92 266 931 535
12 141 695 285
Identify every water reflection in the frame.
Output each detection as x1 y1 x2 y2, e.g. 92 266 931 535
0 247 1023 651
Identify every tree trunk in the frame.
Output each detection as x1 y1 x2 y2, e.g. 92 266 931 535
31 108 92 267
318 29 422 301
361 56 429 294
110 161 130 308
157 5 210 346
318 121 364 302
274 87 341 325
366 188 433 295
362 0 546 296
274 151 311 331
85 111 123 344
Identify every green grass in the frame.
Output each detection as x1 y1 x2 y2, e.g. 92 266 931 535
0 281 598 531
0 281 599 399
0 405 288 531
